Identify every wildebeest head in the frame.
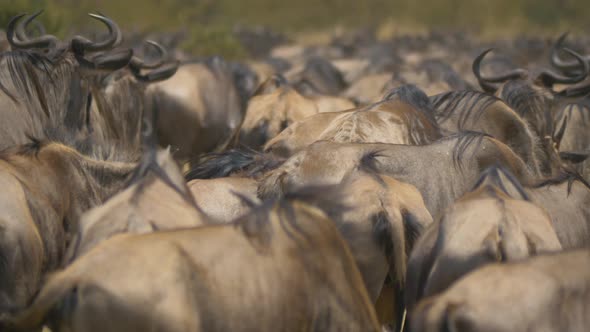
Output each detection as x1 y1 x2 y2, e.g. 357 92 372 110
472 48 589 139
236 75 320 149
90 40 178 161
0 12 132 149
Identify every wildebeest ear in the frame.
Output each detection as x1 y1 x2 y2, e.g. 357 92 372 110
560 151 590 164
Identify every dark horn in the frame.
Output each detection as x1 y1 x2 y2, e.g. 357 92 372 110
129 40 167 70
550 33 590 73
563 81 590 98
538 48 589 87
7 13 58 49
15 11 38 41
16 10 46 41
472 48 527 93
131 60 179 83
76 48 133 71
71 13 121 54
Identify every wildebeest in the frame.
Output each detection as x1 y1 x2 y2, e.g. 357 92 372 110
264 85 441 157
430 90 550 176
0 139 135 314
472 47 589 142
5 198 380 332
525 171 590 248
284 172 433 330
67 147 205 261
411 249 590 332
147 56 244 161
404 166 562 313
258 132 534 219
0 13 132 150
231 74 354 150
89 40 179 160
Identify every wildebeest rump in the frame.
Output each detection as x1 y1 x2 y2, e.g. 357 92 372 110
404 166 562 313
6 199 380 332
412 249 590 332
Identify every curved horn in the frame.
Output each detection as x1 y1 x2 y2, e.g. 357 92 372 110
15 10 39 41
472 48 527 93
15 10 47 40
550 33 590 73
75 48 133 71
129 40 167 70
131 60 179 83
537 48 589 87
71 13 121 54
562 81 590 98
6 13 58 49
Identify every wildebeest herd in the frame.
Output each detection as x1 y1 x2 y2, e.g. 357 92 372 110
0 10 588 332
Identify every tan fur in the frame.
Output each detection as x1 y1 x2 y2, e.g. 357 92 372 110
0 142 135 312
69 149 206 260
413 249 590 332
188 177 260 223
10 200 381 332
264 98 440 157
148 63 242 160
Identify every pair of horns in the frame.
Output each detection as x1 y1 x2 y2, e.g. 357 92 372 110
473 48 589 96
8 11 120 53
7 12 178 81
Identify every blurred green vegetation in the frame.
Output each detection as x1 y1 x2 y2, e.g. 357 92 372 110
1 0 589 58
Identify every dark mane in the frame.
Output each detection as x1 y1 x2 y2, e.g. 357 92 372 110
237 183 349 244
0 135 47 161
499 79 553 135
445 131 492 170
382 84 442 140
430 90 500 128
472 165 531 201
0 49 66 117
500 80 552 116
383 84 433 114
530 169 590 194
185 148 284 180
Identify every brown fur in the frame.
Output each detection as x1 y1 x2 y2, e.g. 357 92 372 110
412 249 590 332
7 200 380 332
67 149 206 261
405 167 562 314
0 141 135 313
258 133 535 219
431 90 547 176
264 98 441 157
235 77 354 150
188 177 260 223
148 61 243 161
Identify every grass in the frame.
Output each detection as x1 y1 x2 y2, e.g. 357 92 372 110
1 0 589 58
